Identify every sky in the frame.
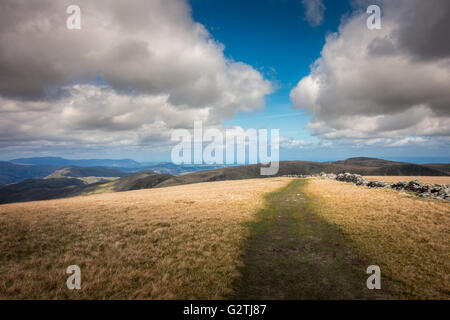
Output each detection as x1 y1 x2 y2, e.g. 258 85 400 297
0 0 449 163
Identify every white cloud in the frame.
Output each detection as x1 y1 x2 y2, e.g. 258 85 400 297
280 138 314 149
390 137 426 147
0 0 272 155
291 0 450 146
301 0 326 27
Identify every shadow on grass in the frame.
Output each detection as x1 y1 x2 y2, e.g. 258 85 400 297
234 179 391 300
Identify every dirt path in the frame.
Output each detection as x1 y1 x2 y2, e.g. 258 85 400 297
236 179 387 299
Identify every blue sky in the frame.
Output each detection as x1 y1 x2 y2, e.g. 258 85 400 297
189 0 348 161
188 0 450 163
191 0 348 142
0 0 448 163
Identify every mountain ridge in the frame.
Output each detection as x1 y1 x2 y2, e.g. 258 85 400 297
0 157 448 204
10 157 141 168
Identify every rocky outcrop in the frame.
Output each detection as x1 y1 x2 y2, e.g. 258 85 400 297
334 173 449 200
282 172 450 201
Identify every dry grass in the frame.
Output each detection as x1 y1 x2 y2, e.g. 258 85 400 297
76 177 119 184
304 178 450 299
364 176 450 185
0 178 290 299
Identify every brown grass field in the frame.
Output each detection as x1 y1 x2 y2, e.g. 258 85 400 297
304 178 450 299
0 178 290 299
1 176 449 299
364 176 450 185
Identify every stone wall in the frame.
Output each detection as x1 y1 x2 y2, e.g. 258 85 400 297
282 173 450 201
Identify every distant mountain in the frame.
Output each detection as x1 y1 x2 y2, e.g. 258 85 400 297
156 161 345 188
332 157 406 168
157 158 447 188
0 178 86 204
140 162 229 175
422 163 450 175
369 164 448 176
9 157 227 174
10 157 141 168
0 171 173 204
97 171 173 192
0 157 228 186
0 161 58 186
331 157 447 176
0 157 447 204
45 166 128 179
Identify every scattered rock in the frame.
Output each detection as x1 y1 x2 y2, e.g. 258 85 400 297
282 172 449 201
367 180 389 188
336 173 369 186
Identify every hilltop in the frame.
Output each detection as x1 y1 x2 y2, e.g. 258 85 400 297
45 166 128 181
0 161 58 185
421 163 450 174
157 158 448 188
331 157 449 176
0 157 447 204
83 171 174 194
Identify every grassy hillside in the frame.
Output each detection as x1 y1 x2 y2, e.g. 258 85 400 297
0 178 289 299
365 176 450 185
303 179 450 299
82 171 174 194
0 172 174 204
0 157 447 205
369 164 448 176
332 157 407 168
158 159 447 188
331 158 448 176
0 177 448 299
45 166 128 179
0 178 86 204
423 163 450 175
0 161 58 186
157 161 345 188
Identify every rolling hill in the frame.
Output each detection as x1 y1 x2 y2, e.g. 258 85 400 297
85 171 174 193
331 157 448 176
8 157 228 175
1 177 448 299
0 171 174 204
45 166 128 179
0 161 59 186
331 157 406 169
157 158 448 188
0 157 447 204
422 163 450 175
156 161 340 188
0 178 86 204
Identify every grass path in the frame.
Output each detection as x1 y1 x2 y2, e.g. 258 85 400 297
236 179 390 299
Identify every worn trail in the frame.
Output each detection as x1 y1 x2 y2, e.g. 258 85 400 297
236 179 385 299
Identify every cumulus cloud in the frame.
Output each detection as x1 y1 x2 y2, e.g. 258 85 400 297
0 0 272 155
301 0 326 27
280 138 314 149
291 0 450 146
